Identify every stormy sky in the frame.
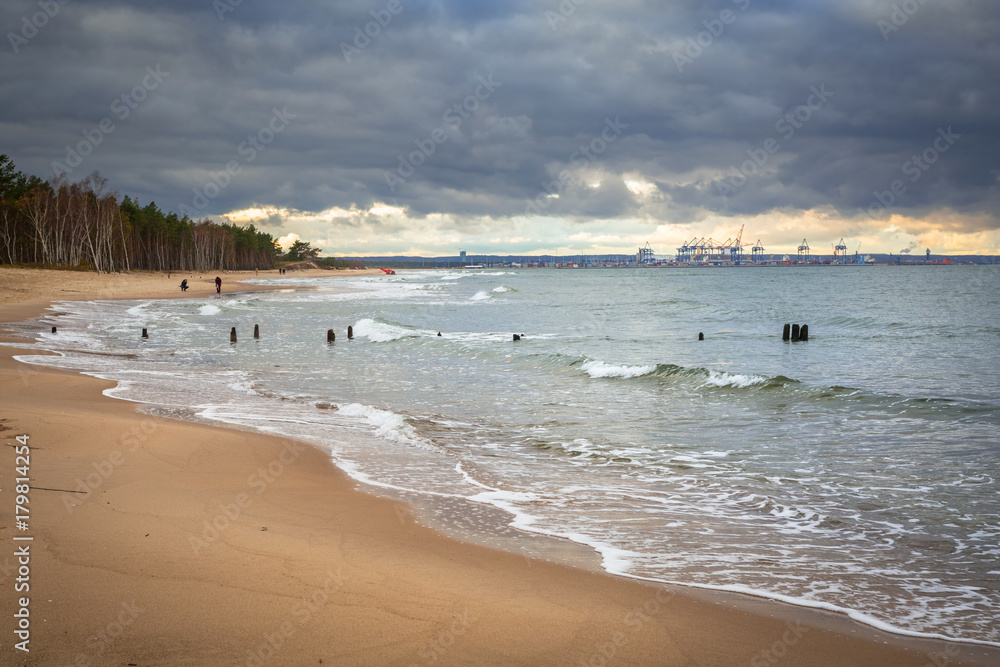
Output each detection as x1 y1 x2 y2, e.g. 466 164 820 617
2 0 998 256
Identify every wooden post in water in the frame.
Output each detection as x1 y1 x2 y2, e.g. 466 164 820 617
782 323 791 341
230 327 237 343
254 324 260 339
799 324 808 341
51 326 57 334
513 334 521 341
698 332 704 340
347 325 353 340
141 328 148 339
327 329 335 343
791 324 800 342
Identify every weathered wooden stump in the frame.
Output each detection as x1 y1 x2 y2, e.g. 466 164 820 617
327 329 335 343
230 327 237 343
141 328 148 339
782 323 791 341
791 324 800 342
347 325 353 340
254 324 260 339
799 324 808 341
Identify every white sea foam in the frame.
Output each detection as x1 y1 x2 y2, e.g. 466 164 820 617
227 378 259 395
492 286 512 293
470 291 491 301
334 459 465 499
198 304 221 316
126 302 151 316
701 370 768 388
352 318 414 342
336 402 435 452
580 359 656 379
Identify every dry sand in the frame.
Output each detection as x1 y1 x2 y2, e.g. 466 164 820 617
0 266 381 308
0 267 997 666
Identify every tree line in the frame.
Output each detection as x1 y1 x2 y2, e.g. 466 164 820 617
0 154 280 272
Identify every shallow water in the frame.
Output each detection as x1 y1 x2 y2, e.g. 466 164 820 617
11 265 1000 645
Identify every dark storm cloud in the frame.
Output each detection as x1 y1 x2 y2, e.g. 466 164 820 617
1 0 998 229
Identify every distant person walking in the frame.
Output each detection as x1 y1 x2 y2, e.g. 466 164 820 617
215 276 222 294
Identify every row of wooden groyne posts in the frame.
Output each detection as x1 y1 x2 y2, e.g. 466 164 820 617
218 324 354 343
45 323 518 342
47 324 809 342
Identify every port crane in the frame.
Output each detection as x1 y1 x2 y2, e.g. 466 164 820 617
832 238 848 264
797 239 810 263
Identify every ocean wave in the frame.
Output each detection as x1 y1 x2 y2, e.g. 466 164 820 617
335 402 438 452
352 317 419 342
198 304 221 316
126 301 152 316
470 291 491 301
701 370 770 388
571 357 790 390
226 378 260 396
580 359 657 379
492 285 514 293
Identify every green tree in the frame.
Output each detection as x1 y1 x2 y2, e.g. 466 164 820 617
285 239 320 261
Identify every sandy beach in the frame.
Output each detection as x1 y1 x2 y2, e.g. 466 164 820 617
1 268 997 666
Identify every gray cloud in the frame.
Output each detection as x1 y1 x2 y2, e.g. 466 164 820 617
2 0 998 252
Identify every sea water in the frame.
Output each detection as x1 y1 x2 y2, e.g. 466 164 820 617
9 265 1000 645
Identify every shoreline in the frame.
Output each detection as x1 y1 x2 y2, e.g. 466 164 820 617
1 267 997 665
